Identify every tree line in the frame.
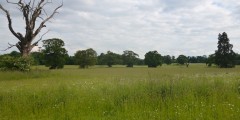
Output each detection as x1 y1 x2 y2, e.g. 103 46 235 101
0 32 239 70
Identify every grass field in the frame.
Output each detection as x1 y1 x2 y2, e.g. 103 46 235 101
0 64 240 120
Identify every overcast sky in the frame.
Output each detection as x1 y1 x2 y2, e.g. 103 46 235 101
1 0 240 58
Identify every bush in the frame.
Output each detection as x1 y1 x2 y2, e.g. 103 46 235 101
0 55 33 71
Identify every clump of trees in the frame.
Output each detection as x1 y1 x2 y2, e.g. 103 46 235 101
74 48 97 68
144 51 162 68
215 32 236 68
122 50 139 67
42 38 68 69
0 51 33 71
207 32 236 68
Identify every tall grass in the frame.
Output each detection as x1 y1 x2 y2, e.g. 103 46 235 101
0 64 240 119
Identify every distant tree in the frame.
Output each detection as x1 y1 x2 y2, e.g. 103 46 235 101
171 56 176 63
206 54 215 67
215 32 236 68
42 38 68 69
235 53 240 65
104 51 118 67
97 53 106 65
75 48 97 68
31 52 44 65
65 55 76 65
163 55 172 65
122 50 139 67
9 51 21 58
176 55 188 65
135 58 145 65
144 51 162 68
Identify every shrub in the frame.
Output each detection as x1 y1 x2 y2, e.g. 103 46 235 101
0 55 33 71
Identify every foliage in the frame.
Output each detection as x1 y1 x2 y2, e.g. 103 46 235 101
31 52 44 65
215 32 236 68
163 55 172 65
176 55 188 65
104 51 118 67
144 51 162 67
0 55 33 71
42 38 68 69
122 50 139 67
75 48 97 68
206 54 215 67
9 51 21 57
65 55 76 65
188 55 207 63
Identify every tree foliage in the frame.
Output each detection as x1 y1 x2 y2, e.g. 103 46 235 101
42 38 68 69
206 54 215 67
75 48 97 68
176 55 188 65
122 50 139 67
31 52 44 65
215 32 236 68
144 51 162 68
0 0 62 57
0 55 33 71
104 51 120 67
163 55 172 65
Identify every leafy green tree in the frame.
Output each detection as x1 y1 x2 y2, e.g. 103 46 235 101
104 51 117 67
9 51 21 58
144 51 162 68
75 48 97 68
235 53 240 65
31 52 44 65
163 55 172 65
65 55 76 65
206 54 215 67
215 32 236 68
97 53 106 65
176 55 188 65
122 50 139 67
42 38 68 69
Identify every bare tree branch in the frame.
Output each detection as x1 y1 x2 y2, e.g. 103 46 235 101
6 0 19 5
1 43 16 51
32 30 49 47
0 4 22 41
33 2 63 38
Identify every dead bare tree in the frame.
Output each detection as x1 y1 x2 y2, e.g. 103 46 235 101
0 0 63 57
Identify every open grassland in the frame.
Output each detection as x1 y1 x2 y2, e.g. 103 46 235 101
0 64 240 120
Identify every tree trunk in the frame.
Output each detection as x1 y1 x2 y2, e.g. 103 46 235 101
21 46 32 57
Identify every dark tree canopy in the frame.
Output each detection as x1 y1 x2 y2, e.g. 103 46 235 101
0 0 62 57
215 32 236 68
75 48 97 68
163 55 172 65
122 50 139 67
42 38 68 69
144 51 162 68
104 51 120 67
176 55 188 65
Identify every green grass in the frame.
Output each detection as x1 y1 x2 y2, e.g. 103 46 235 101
0 64 240 119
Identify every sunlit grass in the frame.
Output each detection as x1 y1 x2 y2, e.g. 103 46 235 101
0 64 240 119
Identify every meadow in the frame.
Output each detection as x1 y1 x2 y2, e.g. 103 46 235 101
0 64 240 120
